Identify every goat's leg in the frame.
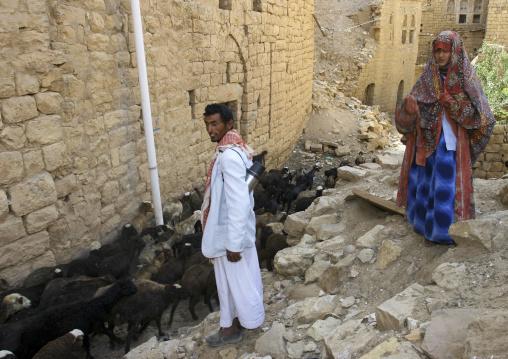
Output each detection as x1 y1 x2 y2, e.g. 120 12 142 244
155 314 167 338
125 322 134 354
188 295 199 320
83 333 95 359
168 298 180 328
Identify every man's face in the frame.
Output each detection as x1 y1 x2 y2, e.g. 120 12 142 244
434 48 452 67
204 113 233 143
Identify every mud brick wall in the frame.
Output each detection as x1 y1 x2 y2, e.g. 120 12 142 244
0 0 314 284
485 0 508 46
474 124 508 179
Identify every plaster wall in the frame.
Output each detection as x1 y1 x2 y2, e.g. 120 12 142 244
0 0 314 284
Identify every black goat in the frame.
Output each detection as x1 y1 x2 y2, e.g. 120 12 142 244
294 186 324 213
252 150 268 166
0 278 136 359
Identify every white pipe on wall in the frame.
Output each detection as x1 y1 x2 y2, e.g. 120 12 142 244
130 0 164 226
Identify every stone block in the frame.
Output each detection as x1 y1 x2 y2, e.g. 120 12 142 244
101 181 119 205
25 204 59 234
0 215 26 246
317 255 355 294
42 141 66 171
1 96 38 124
357 248 374 263
55 174 78 198
23 150 45 177
449 211 508 250
305 214 337 235
284 211 311 236
104 109 129 130
356 224 385 248
9 172 57 216
375 283 425 331
25 115 63 145
377 239 404 270
0 190 8 220
337 166 367 181
314 235 346 262
15 73 39 95
273 245 318 276
0 230 50 269
324 319 377 359
305 260 332 283
463 309 508 359
375 153 403 169
0 77 16 99
1 126 26 149
83 0 106 11
34 92 64 114
307 317 342 341
431 262 466 290
360 337 400 359
254 321 286 359
0 151 24 186
335 146 351 156
316 223 345 241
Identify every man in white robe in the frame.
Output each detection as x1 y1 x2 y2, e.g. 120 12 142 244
201 103 265 346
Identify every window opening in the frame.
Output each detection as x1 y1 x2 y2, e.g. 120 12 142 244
459 14 467 23
396 80 404 108
411 15 416 27
474 0 482 11
460 0 467 11
365 84 375 106
253 0 262 12
219 0 232 10
402 30 407 44
409 30 415 43
447 0 455 13
473 14 481 23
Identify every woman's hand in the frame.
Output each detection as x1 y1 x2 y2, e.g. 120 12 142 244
404 95 418 115
438 92 454 108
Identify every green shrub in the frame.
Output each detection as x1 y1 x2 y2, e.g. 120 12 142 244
472 41 508 122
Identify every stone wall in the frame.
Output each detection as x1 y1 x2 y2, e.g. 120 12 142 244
417 0 490 65
0 0 314 284
485 0 508 46
353 0 422 114
473 124 508 179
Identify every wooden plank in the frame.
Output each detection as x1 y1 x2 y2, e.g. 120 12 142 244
352 188 406 216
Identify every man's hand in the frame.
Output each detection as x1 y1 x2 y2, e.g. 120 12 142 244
226 249 242 262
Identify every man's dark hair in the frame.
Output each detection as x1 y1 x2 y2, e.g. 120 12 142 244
203 103 234 125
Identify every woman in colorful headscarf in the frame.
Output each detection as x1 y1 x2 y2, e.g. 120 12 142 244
395 30 495 246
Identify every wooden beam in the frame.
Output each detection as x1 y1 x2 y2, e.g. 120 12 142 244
352 188 406 216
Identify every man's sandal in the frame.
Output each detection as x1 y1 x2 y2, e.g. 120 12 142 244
205 328 243 347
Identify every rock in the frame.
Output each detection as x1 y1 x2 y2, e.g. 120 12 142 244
431 262 466 290
341 296 356 308
381 342 422 359
159 339 180 359
0 151 24 186
404 329 421 342
1 96 38 124
318 255 355 294
335 146 351 156
305 260 332 283
0 214 26 247
359 337 399 359
425 298 447 313
219 347 237 359
376 240 403 270
337 167 367 181
255 321 286 359
357 248 374 263
358 162 382 171
287 340 305 358
25 115 63 145
294 295 343 324
343 245 357 256
375 283 425 331
8 172 57 216
500 184 508 204
0 190 8 220
324 319 377 358
310 143 322 152
122 336 161 359
34 92 64 114
309 196 340 217
273 246 318 276
304 140 311 150
315 235 346 262
284 211 311 236
421 309 481 359
315 223 345 241
449 210 508 250
24 205 59 234
356 225 384 248
375 152 403 169
305 214 337 235
463 309 508 358
307 316 342 341
1 126 26 149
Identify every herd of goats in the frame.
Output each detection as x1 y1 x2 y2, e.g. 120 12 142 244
0 151 362 358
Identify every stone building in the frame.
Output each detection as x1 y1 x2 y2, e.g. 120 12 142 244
417 0 490 66
485 0 508 46
0 0 314 284
352 0 423 114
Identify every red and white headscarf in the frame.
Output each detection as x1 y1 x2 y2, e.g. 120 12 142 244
201 129 256 230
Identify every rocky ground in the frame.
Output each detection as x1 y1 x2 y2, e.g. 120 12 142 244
89 0 508 358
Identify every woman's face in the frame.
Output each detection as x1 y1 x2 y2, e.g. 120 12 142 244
434 48 452 67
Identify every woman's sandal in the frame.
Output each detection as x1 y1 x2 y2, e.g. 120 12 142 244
424 239 438 247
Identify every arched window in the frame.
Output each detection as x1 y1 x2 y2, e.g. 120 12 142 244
460 0 467 11
389 13 394 24
411 15 416 27
365 84 375 106
474 0 482 11
447 0 455 13
403 15 408 27
396 80 405 108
